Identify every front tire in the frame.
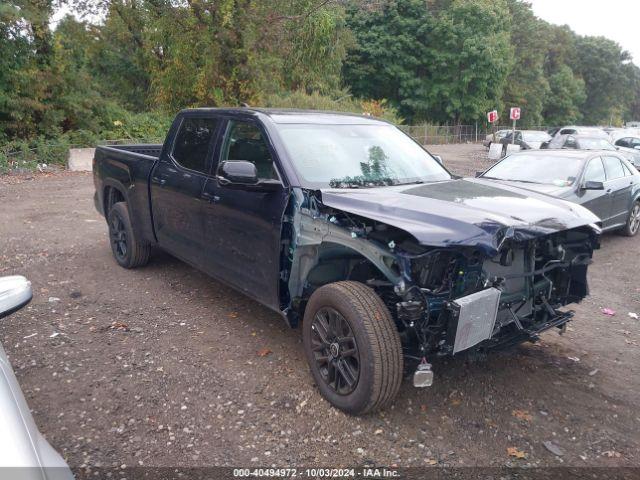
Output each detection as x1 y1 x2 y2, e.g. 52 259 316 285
622 201 640 237
107 202 151 268
302 281 403 415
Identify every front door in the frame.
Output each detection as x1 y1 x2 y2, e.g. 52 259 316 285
602 155 633 227
150 115 220 265
201 119 289 309
578 157 612 225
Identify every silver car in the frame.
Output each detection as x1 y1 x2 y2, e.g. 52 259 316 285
482 129 510 147
0 276 74 480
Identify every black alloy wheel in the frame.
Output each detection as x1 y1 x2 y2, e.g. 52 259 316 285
107 202 151 268
110 214 128 262
302 281 403 415
310 307 360 395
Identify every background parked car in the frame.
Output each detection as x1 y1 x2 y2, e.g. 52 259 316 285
482 129 510 147
614 136 640 150
499 130 551 152
543 134 640 168
552 126 609 138
610 128 640 144
0 276 74 479
479 150 640 235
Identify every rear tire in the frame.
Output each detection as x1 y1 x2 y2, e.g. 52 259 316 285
302 281 403 415
621 201 640 237
107 202 150 268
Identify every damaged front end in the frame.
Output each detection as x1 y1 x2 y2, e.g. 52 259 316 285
280 187 600 386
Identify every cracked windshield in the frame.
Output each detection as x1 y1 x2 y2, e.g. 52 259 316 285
276 124 451 188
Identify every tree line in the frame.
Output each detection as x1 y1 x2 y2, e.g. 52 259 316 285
1 0 639 148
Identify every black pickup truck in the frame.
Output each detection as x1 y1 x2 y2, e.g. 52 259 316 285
94 108 600 415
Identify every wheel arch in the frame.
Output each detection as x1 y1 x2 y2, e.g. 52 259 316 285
289 241 401 326
102 179 129 216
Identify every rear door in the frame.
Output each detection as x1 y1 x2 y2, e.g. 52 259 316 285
578 157 612 224
200 118 289 309
602 155 633 227
150 114 221 264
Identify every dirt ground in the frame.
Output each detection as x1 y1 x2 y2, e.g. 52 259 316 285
1 145 639 471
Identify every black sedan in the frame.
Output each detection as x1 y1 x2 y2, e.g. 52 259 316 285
480 150 640 235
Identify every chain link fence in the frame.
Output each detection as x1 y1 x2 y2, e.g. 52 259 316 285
399 124 549 145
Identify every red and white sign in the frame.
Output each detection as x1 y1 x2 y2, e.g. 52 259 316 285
510 107 521 121
487 110 498 123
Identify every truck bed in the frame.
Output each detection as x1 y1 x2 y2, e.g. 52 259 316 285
93 144 163 246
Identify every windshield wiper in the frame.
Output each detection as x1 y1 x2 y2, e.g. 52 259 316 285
395 180 426 185
501 179 543 184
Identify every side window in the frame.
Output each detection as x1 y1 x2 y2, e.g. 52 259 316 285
172 117 219 173
602 156 625 180
632 138 640 148
622 161 634 176
616 138 630 148
220 121 278 180
583 158 606 183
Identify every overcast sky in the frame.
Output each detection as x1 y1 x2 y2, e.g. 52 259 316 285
529 0 640 66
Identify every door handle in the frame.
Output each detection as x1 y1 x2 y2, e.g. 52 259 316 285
202 192 220 204
152 177 167 186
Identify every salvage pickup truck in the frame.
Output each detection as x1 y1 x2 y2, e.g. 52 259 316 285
93 108 600 415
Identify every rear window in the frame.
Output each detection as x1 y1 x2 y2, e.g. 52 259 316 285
172 117 219 173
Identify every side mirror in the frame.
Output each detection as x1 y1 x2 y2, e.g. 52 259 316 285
582 180 605 191
0 276 32 319
475 171 484 178
434 155 443 164
218 160 259 185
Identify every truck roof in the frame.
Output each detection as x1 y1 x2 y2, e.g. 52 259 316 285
182 107 390 125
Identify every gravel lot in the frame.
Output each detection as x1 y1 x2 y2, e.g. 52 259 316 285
1 145 639 471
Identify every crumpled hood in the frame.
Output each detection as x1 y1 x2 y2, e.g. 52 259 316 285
319 178 599 255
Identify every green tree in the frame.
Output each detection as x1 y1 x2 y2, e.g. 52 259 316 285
622 63 640 123
344 0 511 123
501 0 549 127
424 0 512 124
570 36 630 125
543 65 586 126
0 3 37 140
